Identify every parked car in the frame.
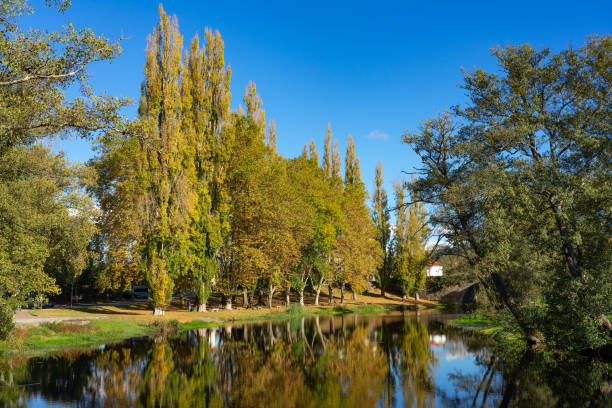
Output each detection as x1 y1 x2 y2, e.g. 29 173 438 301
26 298 55 309
133 286 149 299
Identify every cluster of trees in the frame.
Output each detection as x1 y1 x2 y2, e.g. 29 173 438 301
90 5 388 315
0 2 434 332
371 161 431 301
0 0 129 337
404 35 612 351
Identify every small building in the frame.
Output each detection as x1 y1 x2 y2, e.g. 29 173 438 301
426 262 443 277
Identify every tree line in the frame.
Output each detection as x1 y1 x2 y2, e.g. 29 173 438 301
1 1 608 354
0 1 430 333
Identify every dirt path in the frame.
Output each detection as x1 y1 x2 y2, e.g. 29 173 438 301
13 310 106 326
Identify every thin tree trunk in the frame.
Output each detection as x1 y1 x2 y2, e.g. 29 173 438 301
328 285 334 304
340 284 345 304
243 288 249 308
153 307 164 316
286 287 291 306
225 297 232 310
352 291 357 301
381 287 385 298
268 285 275 308
299 289 305 305
315 288 321 305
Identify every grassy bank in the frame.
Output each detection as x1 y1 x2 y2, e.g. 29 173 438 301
2 301 421 357
451 312 502 335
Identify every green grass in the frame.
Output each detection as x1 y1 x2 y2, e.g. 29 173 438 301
452 312 495 326
0 319 153 357
2 303 406 357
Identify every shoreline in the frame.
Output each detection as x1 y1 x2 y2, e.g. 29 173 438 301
2 295 448 358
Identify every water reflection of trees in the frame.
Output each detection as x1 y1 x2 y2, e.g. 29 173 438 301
1 315 610 407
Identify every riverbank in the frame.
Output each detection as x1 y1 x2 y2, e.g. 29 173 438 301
2 292 441 357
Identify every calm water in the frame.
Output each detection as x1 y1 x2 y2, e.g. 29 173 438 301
1 311 610 407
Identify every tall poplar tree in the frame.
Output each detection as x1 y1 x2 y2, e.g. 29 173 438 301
136 5 192 315
244 81 266 139
309 139 318 165
372 161 392 297
393 180 428 300
331 140 342 180
344 135 357 184
323 123 332 178
267 119 277 153
182 27 232 312
335 138 382 302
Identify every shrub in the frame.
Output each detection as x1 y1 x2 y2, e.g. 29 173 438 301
0 299 14 340
40 321 91 334
148 319 179 337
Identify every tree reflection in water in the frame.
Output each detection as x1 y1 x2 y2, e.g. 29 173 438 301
1 313 610 407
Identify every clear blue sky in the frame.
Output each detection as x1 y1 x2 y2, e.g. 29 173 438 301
26 0 611 198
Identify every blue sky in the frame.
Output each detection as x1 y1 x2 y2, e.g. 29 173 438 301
27 0 611 198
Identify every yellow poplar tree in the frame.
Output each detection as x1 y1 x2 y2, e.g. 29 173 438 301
309 139 318 165
136 5 193 315
323 123 332 178
182 27 232 312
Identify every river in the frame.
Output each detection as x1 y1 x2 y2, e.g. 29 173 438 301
1 311 610 407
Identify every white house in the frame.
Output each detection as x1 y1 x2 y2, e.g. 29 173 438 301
426 262 443 277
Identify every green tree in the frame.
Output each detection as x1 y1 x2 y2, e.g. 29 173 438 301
135 5 194 315
0 145 93 333
393 180 428 300
182 27 232 312
0 0 128 151
371 161 392 297
404 36 612 350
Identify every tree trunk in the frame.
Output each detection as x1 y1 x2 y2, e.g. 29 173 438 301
415 292 420 301
328 285 334 304
268 285 275 308
402 295 407 302
340 284 345 304
299 289 305 306
225 297 232 310
381 287 386 298
352 291 357 301
153 307 164 316
315 288 321 305
196 302 206 312
286 289 291 306
243 288 249 308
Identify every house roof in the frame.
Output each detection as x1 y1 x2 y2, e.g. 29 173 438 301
427 262 442 267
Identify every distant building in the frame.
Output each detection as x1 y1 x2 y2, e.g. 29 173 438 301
427 262 443 277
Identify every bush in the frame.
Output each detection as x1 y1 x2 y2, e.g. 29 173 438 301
40 321 91 334
0 299 15 340
148 319 179 337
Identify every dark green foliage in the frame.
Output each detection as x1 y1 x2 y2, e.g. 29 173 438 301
0 299 13 340
404 35 612 351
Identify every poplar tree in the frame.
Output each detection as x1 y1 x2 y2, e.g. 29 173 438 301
372 161 392 297
331 140 342 180
394 180 428 300
244 81 266 139
323 123 332 178
182 28 232 312
136 5 191 315
309 139 318 165
344 135 357 184
267 119 277 153
335 139 382 302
